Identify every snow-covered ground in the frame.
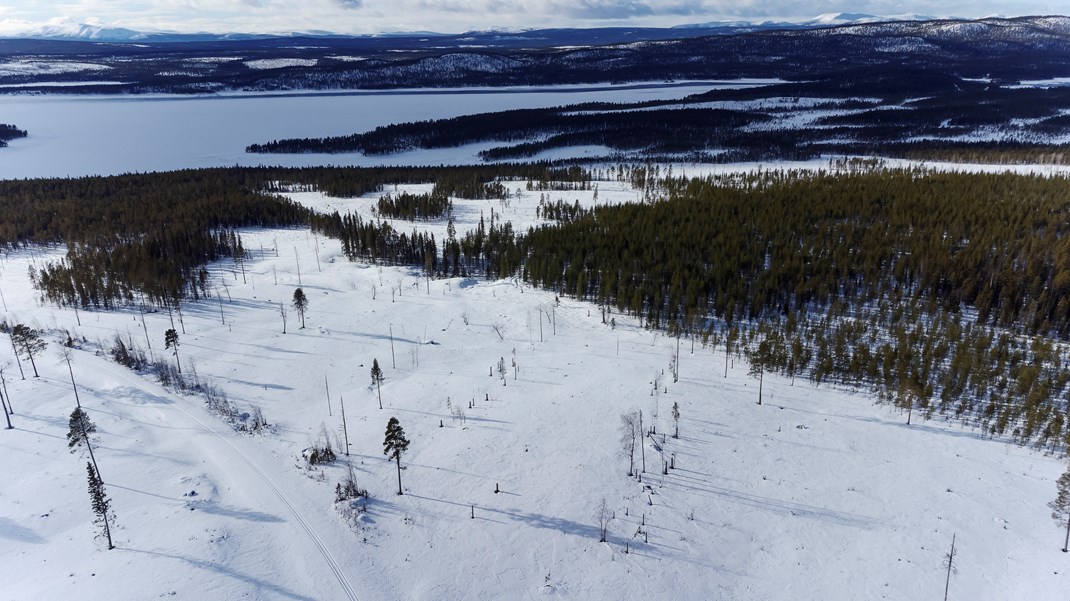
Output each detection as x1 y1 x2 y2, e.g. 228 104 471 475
1 176 1067 600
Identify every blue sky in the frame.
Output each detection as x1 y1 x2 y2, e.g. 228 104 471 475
0 0 1065 36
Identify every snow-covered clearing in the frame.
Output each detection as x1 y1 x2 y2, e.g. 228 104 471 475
1 175 1067 599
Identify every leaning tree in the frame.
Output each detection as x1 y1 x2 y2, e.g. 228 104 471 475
11 324 46 378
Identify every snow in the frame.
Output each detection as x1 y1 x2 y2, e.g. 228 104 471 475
0 60 111 77
1011 78 1070 89
244 58 320 70
1 174 1069 600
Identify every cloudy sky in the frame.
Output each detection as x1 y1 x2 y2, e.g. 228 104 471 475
0 0 1065 35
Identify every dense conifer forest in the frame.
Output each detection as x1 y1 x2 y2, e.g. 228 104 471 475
8 162 1070 451
245 74 1070 163
0 123 27 146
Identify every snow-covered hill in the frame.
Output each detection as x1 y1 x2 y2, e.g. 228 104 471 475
1 175 1067 599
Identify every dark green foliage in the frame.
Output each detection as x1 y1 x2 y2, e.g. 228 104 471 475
292 288 309 329
10 324 46 377
0 123 27 147
248 106 766 156
108 334 149 371
384 417 410 495
67 407 96 450
335 465 369 503
383 417 409 460
377 190 453 221
86 462 114 550
164 328 179 350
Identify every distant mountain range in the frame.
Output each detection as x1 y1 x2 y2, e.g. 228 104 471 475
0 15 1067 95
2 13 955 44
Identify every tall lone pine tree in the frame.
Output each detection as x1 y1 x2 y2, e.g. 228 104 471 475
87 462 115 550
383 417 410 495
371 359 385 410
292 288 309 329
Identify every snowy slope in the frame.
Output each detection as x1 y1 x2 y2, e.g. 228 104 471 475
1 174 1067 600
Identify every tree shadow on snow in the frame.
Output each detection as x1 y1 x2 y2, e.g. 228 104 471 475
122 546 315 601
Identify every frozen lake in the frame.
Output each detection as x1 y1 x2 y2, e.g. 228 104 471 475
0 82 757 179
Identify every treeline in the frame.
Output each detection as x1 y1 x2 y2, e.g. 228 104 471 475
377 190 453 221
0 123 27 146
0 170 310 308
246 106 766 155
244 69 1070 164
8 165 589 310
311 166 1070 450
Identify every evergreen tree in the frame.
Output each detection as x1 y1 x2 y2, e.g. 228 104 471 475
371 359 384 410
292 288 309 329
11 324 45 378
164 328 181 373
383 417 410 495
86 462 115 550
67 407 97 451
747 339 772 406
1049 464 1070 552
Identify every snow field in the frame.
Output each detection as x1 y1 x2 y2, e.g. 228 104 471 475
0 177 1067 600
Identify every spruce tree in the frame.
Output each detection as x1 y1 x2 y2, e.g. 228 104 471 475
383 417 410 495
371 359 384 410
164 328 181 373
67 407 97 450
1049 464 1070 552
292 288 309 329
86 462 114 550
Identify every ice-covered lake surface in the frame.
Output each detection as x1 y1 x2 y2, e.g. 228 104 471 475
0 82 744 179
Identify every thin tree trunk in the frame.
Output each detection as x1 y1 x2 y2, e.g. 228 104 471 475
757 368 763 405
943 533 956 601
27 346 38 378
1063 514 1069 552
395 454 403 495
1 387 12 429
639 411 645 473
81 416 102 482
377 380 383 410
66 357 81 408
10 337 25 380
340 396 350 457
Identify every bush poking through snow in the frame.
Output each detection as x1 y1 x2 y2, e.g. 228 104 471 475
305 426 337 466
335 464 369 503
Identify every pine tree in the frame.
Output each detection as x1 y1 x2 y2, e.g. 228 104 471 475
11 324 45 378
164 328 181 373
86 462 114 550
292 288 309 329
383 417 410 495
1049 464 1070 552
748 339 771 405
67 407 97 450
371 359 384 410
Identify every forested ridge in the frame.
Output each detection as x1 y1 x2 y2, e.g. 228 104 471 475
313 165 1070 450
4 164 586 308
245 72 1070 163
9 163 1070 450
